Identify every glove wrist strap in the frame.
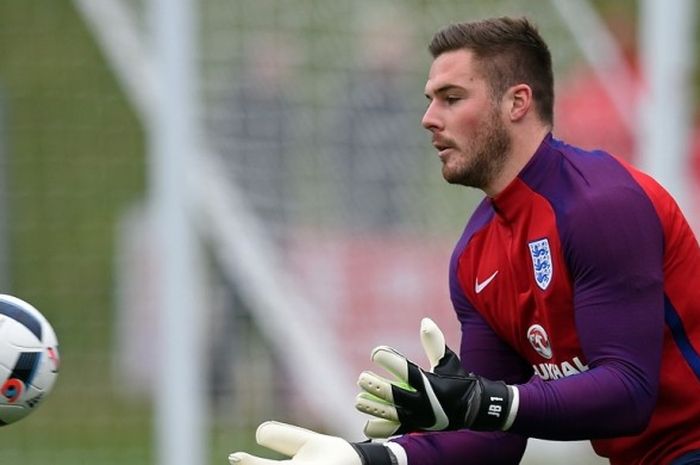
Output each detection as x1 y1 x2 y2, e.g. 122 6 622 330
470 379 511 431
350 441 397 465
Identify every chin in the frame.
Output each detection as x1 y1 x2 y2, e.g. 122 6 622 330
442 165 486 188
441 155 471 185
442 168 466 185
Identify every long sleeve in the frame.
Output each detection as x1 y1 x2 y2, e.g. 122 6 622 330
510 184 665 438
392 430 526 465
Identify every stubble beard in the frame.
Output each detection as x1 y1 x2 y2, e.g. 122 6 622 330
442 109 511 189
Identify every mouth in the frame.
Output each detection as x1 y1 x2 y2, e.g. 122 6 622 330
432 137 454 159
433 141 453 160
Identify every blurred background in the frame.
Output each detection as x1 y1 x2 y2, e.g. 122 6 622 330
0 1 698 464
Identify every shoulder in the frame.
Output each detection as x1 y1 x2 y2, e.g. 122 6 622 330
559 177 663 285
561 183 662 264
528 139 664 278
532 138 661 239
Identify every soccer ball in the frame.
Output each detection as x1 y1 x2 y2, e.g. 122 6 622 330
0 294 60 426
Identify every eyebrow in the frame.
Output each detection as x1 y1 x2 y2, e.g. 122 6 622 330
424 84 465 99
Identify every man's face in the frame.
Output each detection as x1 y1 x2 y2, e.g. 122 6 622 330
422 49 511 189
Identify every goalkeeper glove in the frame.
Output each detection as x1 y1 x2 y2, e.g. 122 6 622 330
228 421 401 465
355 318 517 438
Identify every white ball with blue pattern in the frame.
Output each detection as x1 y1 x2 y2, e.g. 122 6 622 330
0 294 60 426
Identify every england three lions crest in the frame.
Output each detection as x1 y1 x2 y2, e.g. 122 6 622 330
529 238 553 290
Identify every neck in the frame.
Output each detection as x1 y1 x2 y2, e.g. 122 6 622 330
484 124 551 197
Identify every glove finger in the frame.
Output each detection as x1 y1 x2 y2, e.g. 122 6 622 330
228 452 289 465
255 421 318 457
420 318 446 371
355 391 399 422
370 346 410 383
363 418 402 439
357 370 398 403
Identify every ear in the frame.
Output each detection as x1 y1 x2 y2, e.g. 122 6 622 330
504 84 533 122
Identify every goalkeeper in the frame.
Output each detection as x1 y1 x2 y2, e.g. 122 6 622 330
229 16 700 465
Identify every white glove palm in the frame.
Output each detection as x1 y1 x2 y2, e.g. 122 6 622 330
229 421 394 465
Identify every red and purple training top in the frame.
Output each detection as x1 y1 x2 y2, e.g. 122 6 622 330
393 134 700 465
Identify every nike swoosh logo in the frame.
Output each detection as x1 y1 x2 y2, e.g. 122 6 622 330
420 371 450 431
475 270 499 294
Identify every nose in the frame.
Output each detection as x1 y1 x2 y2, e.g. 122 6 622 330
422 101 442 132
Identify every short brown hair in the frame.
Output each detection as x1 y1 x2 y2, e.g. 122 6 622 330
429 17 554 125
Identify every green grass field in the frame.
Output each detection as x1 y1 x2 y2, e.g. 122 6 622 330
0 3 270 462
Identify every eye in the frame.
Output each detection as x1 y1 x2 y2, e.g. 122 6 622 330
445 95 461 105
